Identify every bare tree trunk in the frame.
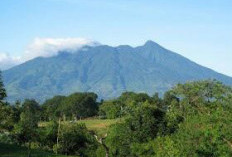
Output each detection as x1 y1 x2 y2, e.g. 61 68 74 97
27 142 31 157
56 117 61 154
102 141 109 157
62 114 66 121
224 138 232 150
94 134 109 157
73 114 77 121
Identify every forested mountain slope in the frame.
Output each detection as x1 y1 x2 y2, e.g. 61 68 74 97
3 41 232 101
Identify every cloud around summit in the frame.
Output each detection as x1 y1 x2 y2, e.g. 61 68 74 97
0 38 99 70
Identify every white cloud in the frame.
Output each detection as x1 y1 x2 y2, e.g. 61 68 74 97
0 38 100 70
0 53 21 70
22 38 99 61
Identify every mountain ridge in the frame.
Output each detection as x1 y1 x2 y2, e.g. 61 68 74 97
3 41 232 102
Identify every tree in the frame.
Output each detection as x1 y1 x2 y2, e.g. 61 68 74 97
0 104 17 131
126 102 165 142
42 96 66 121
105 80 232 156
154 109 232 157
152 80 232 156
13 99 41 157
99 101 121 119
168 80 232 118
0 71 7 104
38 120 58 150
99 92 154 120
152 92 163 108
42 93 99 121
56 123 98 156
0 71 13 131
62 92 98 120
106 101 166 156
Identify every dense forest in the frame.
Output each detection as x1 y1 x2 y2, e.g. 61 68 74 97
0 70 232 156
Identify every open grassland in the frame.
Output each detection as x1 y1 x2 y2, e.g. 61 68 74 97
77 118 120 136
39 118 120 137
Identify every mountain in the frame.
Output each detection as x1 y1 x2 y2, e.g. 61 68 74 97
3 41 232 102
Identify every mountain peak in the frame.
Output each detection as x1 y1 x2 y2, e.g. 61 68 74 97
144 40 159 46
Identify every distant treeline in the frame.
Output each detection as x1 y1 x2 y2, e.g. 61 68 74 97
42 92 99 121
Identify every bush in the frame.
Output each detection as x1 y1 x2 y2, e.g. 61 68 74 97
0 132 14 144
56 123 98 156
99 101 121 119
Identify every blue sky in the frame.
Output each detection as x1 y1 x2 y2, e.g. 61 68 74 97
0 0 232 76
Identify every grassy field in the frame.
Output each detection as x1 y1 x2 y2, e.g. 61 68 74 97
77 118 120 136
0 143 73 157
39 118 120 137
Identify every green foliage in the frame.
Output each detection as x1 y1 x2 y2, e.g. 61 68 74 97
106 101 165 156
99 100 121 119
105 80 232 156
0 104 20 131
106 123 131 156
0 143 73 157
0 71 7 103
152 136 180 157
56 123 98 156
99 92 154 119
130 141 155 157
169 109 232 156
118 92 152 104
152 80 232 156
42 93 98 121
126 102 165 142
0 70 12 131
38 120 58 150
13 100 41 144
95 145 107 157
42 96 66 121
2 79 232 156
63 92 98 119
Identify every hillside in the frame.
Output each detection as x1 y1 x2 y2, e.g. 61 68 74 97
3 41 232 102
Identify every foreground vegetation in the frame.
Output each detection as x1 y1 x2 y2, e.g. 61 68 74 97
0 143 71 157
0 68 232 156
